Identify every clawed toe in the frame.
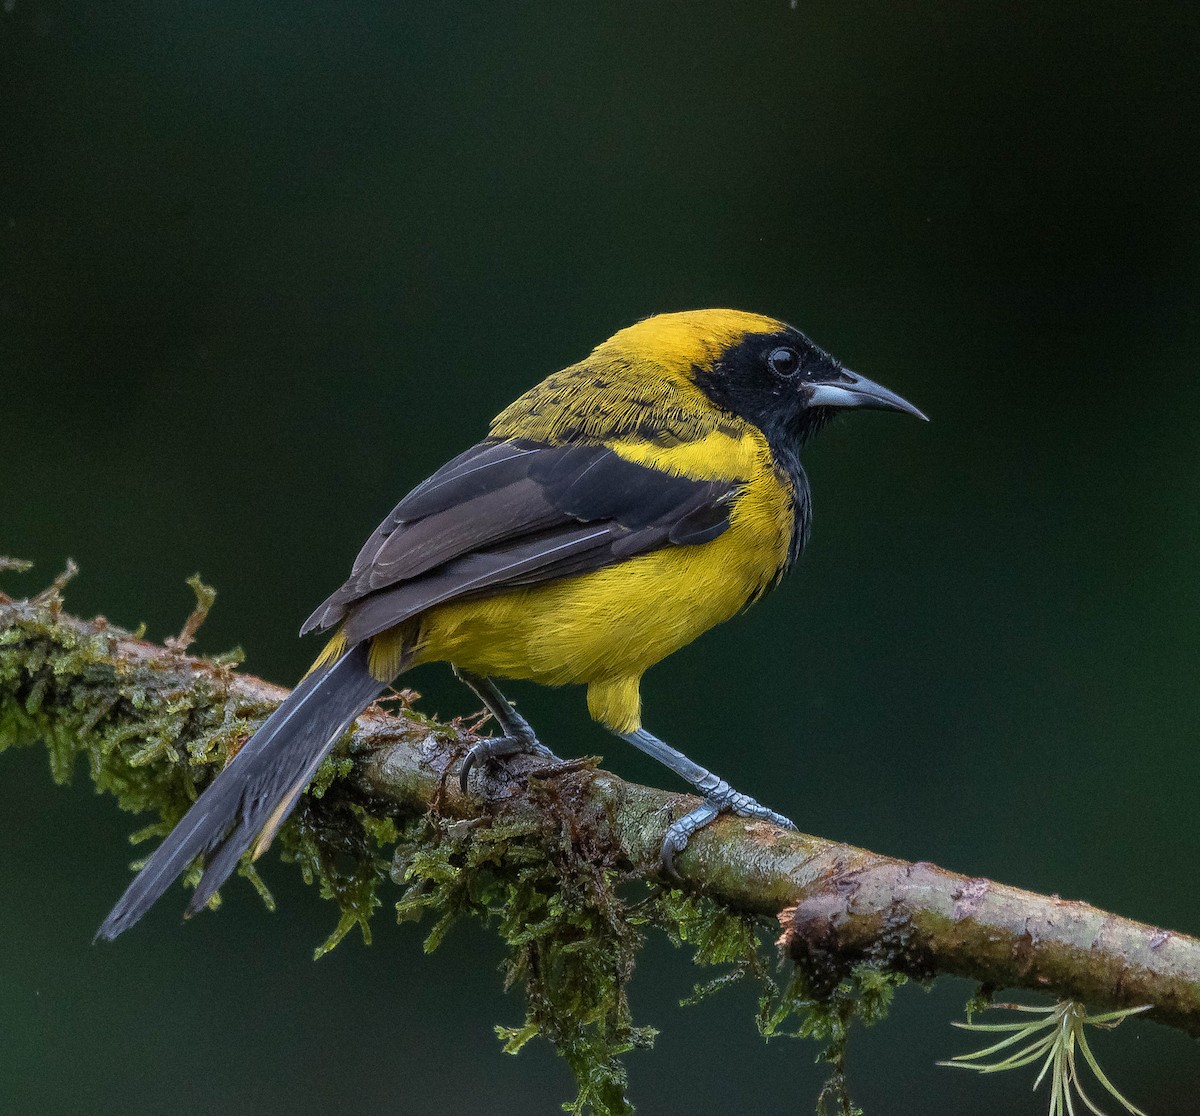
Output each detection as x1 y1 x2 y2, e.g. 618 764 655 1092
615 726 793 881
659 790 794 879
660 801 720 880
460 736 522 793
458 734 561 794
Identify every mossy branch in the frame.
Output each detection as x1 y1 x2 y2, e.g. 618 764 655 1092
2 569 1197 1113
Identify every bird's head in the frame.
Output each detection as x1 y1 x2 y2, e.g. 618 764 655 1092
602 309 927 445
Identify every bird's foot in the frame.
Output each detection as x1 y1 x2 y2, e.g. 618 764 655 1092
661 779 796 880
459 732 561 794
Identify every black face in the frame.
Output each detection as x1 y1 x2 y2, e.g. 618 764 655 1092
693 327 846 449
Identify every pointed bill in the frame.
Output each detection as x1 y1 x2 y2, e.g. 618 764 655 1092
808 371 928 421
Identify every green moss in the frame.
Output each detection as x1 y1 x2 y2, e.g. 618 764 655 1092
391 783 653 1115
0 589 394 957
391 812 905 1116
1 579 903 1116
651 890 904 1116
963 983 996 1022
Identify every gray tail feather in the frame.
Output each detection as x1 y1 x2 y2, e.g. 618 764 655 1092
96 642 386 941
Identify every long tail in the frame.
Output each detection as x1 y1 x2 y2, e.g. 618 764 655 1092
96 642 386 941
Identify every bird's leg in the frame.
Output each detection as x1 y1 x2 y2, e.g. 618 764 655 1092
453 667 560 792
617 727 796 879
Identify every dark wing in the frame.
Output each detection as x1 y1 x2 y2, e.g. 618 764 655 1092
302 438 738 643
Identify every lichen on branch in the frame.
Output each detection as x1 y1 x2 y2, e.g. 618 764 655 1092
2 565 1198 1115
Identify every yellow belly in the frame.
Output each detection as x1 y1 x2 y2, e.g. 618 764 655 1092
410 464 793 733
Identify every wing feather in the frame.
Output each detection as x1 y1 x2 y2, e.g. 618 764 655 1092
339 523 625 643
302 438 740 640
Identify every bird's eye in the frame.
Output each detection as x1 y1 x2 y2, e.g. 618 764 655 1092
767 346 801 377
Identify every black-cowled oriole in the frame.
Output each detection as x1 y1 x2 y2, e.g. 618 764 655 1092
98 309 925 939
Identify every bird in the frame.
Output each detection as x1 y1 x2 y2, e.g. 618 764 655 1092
97 308 925 940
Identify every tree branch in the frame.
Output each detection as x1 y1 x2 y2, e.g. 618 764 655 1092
2 581 1198 1046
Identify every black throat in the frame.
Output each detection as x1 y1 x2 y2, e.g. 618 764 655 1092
692 336 838 572
769 432 814 571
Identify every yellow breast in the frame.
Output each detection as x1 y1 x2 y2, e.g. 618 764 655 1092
411 425 794 733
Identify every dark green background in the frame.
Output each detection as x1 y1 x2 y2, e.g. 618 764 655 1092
3 1 1198 1112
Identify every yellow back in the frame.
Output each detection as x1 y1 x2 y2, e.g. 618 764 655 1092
491 309 785 445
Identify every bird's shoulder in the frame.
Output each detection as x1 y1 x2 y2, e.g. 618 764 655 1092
301 357 803 639
489 354 744 449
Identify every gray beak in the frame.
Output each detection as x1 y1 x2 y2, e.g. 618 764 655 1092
808 371 928 421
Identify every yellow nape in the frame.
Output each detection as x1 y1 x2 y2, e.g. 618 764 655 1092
490 309 786 447
596 309 785 377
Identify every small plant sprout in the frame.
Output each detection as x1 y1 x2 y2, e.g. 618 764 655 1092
940 999 1151 1116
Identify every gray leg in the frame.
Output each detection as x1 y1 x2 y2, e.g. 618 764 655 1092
453 667 559 792
617 727 796 878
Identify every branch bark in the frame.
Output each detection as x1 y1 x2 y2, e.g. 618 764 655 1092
2 586 1199 1038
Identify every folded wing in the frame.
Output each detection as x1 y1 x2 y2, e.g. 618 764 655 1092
302 438 739 643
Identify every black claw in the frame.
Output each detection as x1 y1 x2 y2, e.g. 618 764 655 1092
659 801 720 881
458 733 549 795
660 835 684 882
459 738 508 794
458 745 482 794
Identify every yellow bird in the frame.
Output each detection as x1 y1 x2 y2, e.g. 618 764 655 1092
98 308 925 939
